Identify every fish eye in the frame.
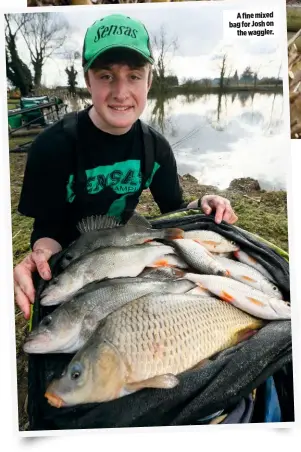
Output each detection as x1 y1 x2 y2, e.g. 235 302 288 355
70 363 82 380
273 286 278 291
51 277 58 285
64 253 73 261
41 316 52 326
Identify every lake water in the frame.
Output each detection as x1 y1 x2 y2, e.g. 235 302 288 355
66 92 288 191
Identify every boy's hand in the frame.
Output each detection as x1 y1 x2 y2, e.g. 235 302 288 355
13 248 53 320
187 195 238 224
200 195 238 224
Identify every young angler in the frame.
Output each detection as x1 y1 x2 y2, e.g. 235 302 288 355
13 14 238 320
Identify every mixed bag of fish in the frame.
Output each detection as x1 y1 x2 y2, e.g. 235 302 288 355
24 210 291 416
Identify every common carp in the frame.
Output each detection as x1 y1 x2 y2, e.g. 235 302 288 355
45 293 263 407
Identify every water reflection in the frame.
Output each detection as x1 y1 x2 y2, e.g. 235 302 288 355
141 92 286 191
65 91 287 191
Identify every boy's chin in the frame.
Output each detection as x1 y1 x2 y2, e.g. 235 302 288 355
106 116 138 130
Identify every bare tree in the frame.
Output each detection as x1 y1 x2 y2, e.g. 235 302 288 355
65 51 80 96
219 54 228 90
5 14 33 96
151 25 178 92
15 12 70 88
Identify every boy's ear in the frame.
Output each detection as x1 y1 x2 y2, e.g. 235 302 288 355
84 71 92 93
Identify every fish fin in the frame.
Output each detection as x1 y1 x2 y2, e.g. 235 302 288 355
127 212 151 229
45 391 64 408
193 283 210 295
164 228 185 240
247 297 265 307
242 275 257 283
193 239 213 255
201 240 220 247
150 259 172 268
221 291 235 303
210 414 228 425
77 214 121 233
235 327 260 344
189 358 211 371
193 238 205 246
125 374 179 391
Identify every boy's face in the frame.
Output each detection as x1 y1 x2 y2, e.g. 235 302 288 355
85 63 152 134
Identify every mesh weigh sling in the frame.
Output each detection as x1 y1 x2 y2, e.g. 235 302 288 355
27 211 293 430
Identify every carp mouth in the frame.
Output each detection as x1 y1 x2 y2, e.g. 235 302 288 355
44 391 65 408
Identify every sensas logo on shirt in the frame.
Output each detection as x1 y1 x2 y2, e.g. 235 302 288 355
66 160 159 203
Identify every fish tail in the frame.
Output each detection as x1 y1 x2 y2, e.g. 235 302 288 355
163 228 185 240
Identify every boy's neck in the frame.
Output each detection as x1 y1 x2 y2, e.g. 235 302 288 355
88 106 133 136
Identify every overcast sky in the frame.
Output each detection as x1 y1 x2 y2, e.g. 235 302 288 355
8 2 286 88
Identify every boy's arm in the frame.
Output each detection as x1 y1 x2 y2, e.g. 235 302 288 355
18 124 72 248
148 138 188 214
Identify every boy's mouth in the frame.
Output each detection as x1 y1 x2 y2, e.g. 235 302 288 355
109 105 133 112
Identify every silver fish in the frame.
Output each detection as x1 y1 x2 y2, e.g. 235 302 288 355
24 277 195 354
171 239 229 276
233 250 276 283
183 273 290 320
61 213 184 269
184 230 239 253
214 256 283 299
41 243 176 306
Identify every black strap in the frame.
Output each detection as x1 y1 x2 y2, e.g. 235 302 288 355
62 111 87 195
140 120 155 193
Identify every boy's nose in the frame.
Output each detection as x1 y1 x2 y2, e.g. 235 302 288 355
111 80 130 102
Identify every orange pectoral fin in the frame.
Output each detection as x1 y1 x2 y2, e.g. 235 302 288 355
247 297 265 307
150 259 171 268
248 256 257 264
221 291 235 303
242 275 257 283
193 239 203 244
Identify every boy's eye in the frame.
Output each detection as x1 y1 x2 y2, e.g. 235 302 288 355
130 73 143 80
99 74 113 80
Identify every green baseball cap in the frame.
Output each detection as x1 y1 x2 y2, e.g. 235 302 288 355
82 14 154 72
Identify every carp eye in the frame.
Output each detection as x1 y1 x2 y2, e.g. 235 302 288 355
70 363 82 380
41 316 52 326
273 286 278 291
64 253 72 262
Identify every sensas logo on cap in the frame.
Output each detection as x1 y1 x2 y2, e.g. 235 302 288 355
94 25 138 43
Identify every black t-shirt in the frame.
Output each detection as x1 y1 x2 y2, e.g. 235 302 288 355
18 107 186 249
